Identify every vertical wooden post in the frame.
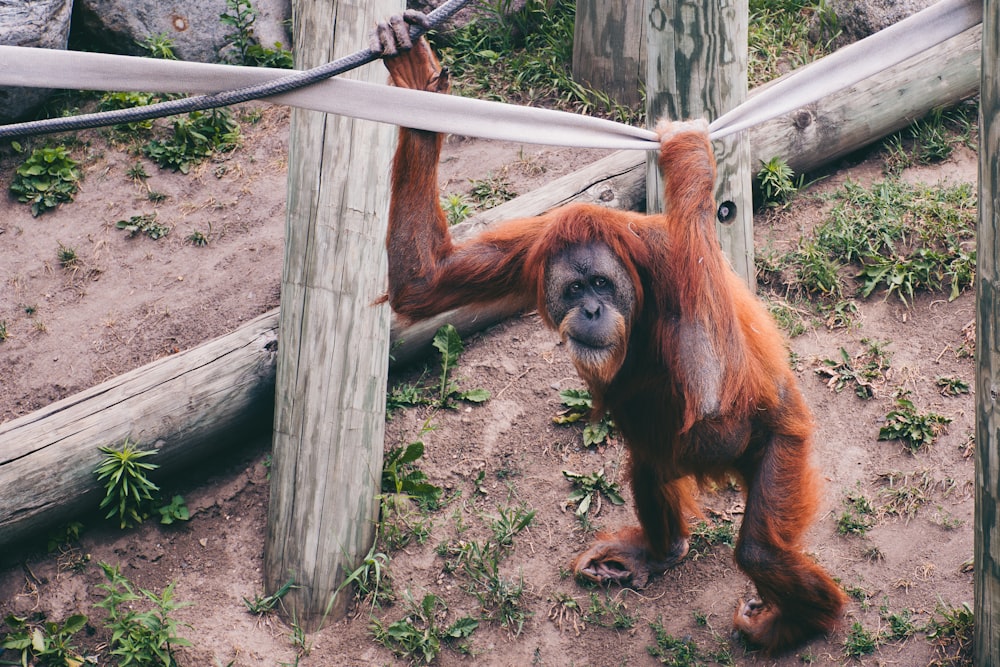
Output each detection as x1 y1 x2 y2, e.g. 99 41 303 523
976 0 1000 660
643 0 753 286
571 0 646 108
265 0 400 631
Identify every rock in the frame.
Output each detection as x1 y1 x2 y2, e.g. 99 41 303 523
73 0 292 63
0 0 73 122
816 0 938 47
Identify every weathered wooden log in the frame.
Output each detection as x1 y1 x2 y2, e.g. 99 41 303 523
0 311 278 555
264 0 398 630
975 2 999 662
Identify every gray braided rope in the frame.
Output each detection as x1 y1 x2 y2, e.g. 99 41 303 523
0 0 472 139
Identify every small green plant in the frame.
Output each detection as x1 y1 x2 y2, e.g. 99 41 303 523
465 557 529 636
116 213 171 240
552 388 615 447
842 620 878 658
925 600 973 664
879 602 917 640
441 193 473 225
138 33 177 60
220 0 293 68
486 503 536 548
815 339 891 399
688 519 736 557
56 243 79 269
243 577 296 615
936 375 970 396
100 92 159 134
432 324 490 407
186 229 210 246
1 612 88 667
837 487 876 537
562 469 625 520
95 438 160 529
370 591 477 665
95 562 193 666
877 469 934 522
0 321 8 343
336 545 394 614
143 109 241 174
157 495 190 525
468 173 516 209
756 156 801 207
878 393 952 453
10 145 81 216
583 591 637 629
382 438 443 504
648 616 703 665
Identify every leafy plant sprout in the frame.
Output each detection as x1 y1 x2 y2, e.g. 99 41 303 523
95 438 160 529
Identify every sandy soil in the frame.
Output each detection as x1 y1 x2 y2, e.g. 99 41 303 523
0 100 977 666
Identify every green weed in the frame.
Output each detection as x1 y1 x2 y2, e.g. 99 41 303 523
468 173 516 209
138 33 178 60
756 156 802 207
370 591 477 665
648 617 703 665
552 388 615 447
837 487 876 537
95 438 160 529
10 145 81 216
94 562 193 666
56 243 79 269
441 193 473 225
186 229 210 246
143 109 241 174
877 469 934 522
815 339 891 399
116 213 170 240
936 376 970 396
1 612 88 667
432 324 491 407
156 495 190 525
842 620 878 658
878 393 952 454
0 321 8 343
688 519 736 557
382 438 444 506
243 578 296 615
925 600 973 666
220 0 293 68
338 545 394 614
583 591 637 630
562 469 625 521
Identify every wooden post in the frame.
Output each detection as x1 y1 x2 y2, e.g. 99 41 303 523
264 0 399 630
976 0 1000 660
643 0 753 286
571 1 646 108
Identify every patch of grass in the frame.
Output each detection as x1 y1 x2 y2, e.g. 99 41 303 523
338 544 394 614
552 388 615 447
648 617 704 665
486 503 536 548
877 469 934 522
748 0 838 87
56 243 79 269
370 591 477 665
95 438 160 529
881 102 979 174
879 602 917 641
777 178 976 305
815 338 891 399
468 173 517 210
116 213 170 240
10 144 81 216
878 392 952 454
925 601 973 666
243 578 296 615
583 591 637 630
688 519 736 557
562 469 625 523
431 0 638 123
94 561 193 666
842 620 878 659
837 486 876 537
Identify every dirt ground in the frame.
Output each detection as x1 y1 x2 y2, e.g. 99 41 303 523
0 97 978 666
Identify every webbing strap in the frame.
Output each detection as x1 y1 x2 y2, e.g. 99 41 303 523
0 0 982 147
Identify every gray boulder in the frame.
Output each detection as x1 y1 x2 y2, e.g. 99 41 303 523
0 0 73 122
73 0 291 63
818 0 938 47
